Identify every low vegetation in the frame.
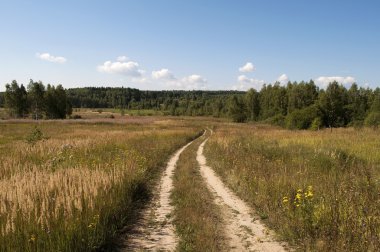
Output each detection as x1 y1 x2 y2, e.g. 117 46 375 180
0 120 200 251
205 124 380 251
172 132 225 251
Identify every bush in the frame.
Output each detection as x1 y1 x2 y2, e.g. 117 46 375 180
25 126 48 145
285 105 320 130
231 113 247 123
364 112 380 129
310 117 323 131
264 114 286 127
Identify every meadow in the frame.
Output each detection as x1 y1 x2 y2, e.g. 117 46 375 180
1 115 379 251
0 118 201 251
205 124 380 251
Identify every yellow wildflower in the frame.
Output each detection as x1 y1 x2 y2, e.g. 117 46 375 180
282 197 289 203
29 234 36 242
295 193 302 200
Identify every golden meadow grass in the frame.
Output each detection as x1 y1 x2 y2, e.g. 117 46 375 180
0 119 201 251
205 124 380 251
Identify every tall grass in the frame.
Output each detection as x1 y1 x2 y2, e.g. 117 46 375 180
204 124 380 251
0 120 200 251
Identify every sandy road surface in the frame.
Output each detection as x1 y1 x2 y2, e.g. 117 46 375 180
197 137 288 252
122 140 194 251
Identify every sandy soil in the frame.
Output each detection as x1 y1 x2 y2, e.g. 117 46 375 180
121 141 194 251
197 137 288 252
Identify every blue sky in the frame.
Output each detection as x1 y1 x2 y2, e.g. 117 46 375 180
1 0 379 91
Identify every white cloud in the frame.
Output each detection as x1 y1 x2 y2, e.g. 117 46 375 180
97 58 144 77
117 56 129 62
36 53 67 63
315 76 356 88
239 62 255 73
164 74 207 90
234 75 265 90
276 74 289 85
179 74 207 90
152 68 176 80
182 74 207 84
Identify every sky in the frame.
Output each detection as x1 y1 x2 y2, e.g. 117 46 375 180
0 0 380 91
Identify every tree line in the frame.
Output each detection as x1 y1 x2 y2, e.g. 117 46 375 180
2 80 72 119
2 80 380 129
65 82 380 129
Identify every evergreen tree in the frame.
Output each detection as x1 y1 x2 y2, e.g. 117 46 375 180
28 80 45 120
4 80 29 117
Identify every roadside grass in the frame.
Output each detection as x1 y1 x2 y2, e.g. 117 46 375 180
204 124 380 251
172 132 225 252
0 120 201 251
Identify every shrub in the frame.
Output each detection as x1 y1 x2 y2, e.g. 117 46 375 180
310 117 323 131
285 106 320 130
364 112 380 129
264 114 286 127
25 126 48 145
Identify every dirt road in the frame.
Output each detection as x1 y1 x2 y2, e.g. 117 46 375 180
122 141 194 251
197 137 287 252
122 131 287 251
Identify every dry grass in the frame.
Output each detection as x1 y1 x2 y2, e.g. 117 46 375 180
0 119 201 251
205 123 380 251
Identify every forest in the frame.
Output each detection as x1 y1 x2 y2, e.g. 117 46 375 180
2 80 380 129
1 80 72 119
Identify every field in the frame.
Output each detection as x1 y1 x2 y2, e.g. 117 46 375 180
205 124 380 251
1 117 379 251
0 118 201 251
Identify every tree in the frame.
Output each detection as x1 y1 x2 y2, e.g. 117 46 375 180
345 83 370 124
318 81 348 129
259 83 287 120
45 84 70 119
228 95 247 122
245 88 260 121
4 80 29 117
287 80 318 113
27 80 45 120
364 112 380 129
363 91 380 129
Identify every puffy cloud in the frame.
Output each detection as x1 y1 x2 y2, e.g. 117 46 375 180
315 76 356 88
117 56 129 62
36 53 67 63
233 75 265 90
179 74 207 90
152 68 176 80
97 59 144 77
182 74 207 85
276 74 289 85
164 74 207 90
239 62 255 73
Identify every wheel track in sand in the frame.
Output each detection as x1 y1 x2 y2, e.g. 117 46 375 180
196 132 288 252
122 140 194 251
